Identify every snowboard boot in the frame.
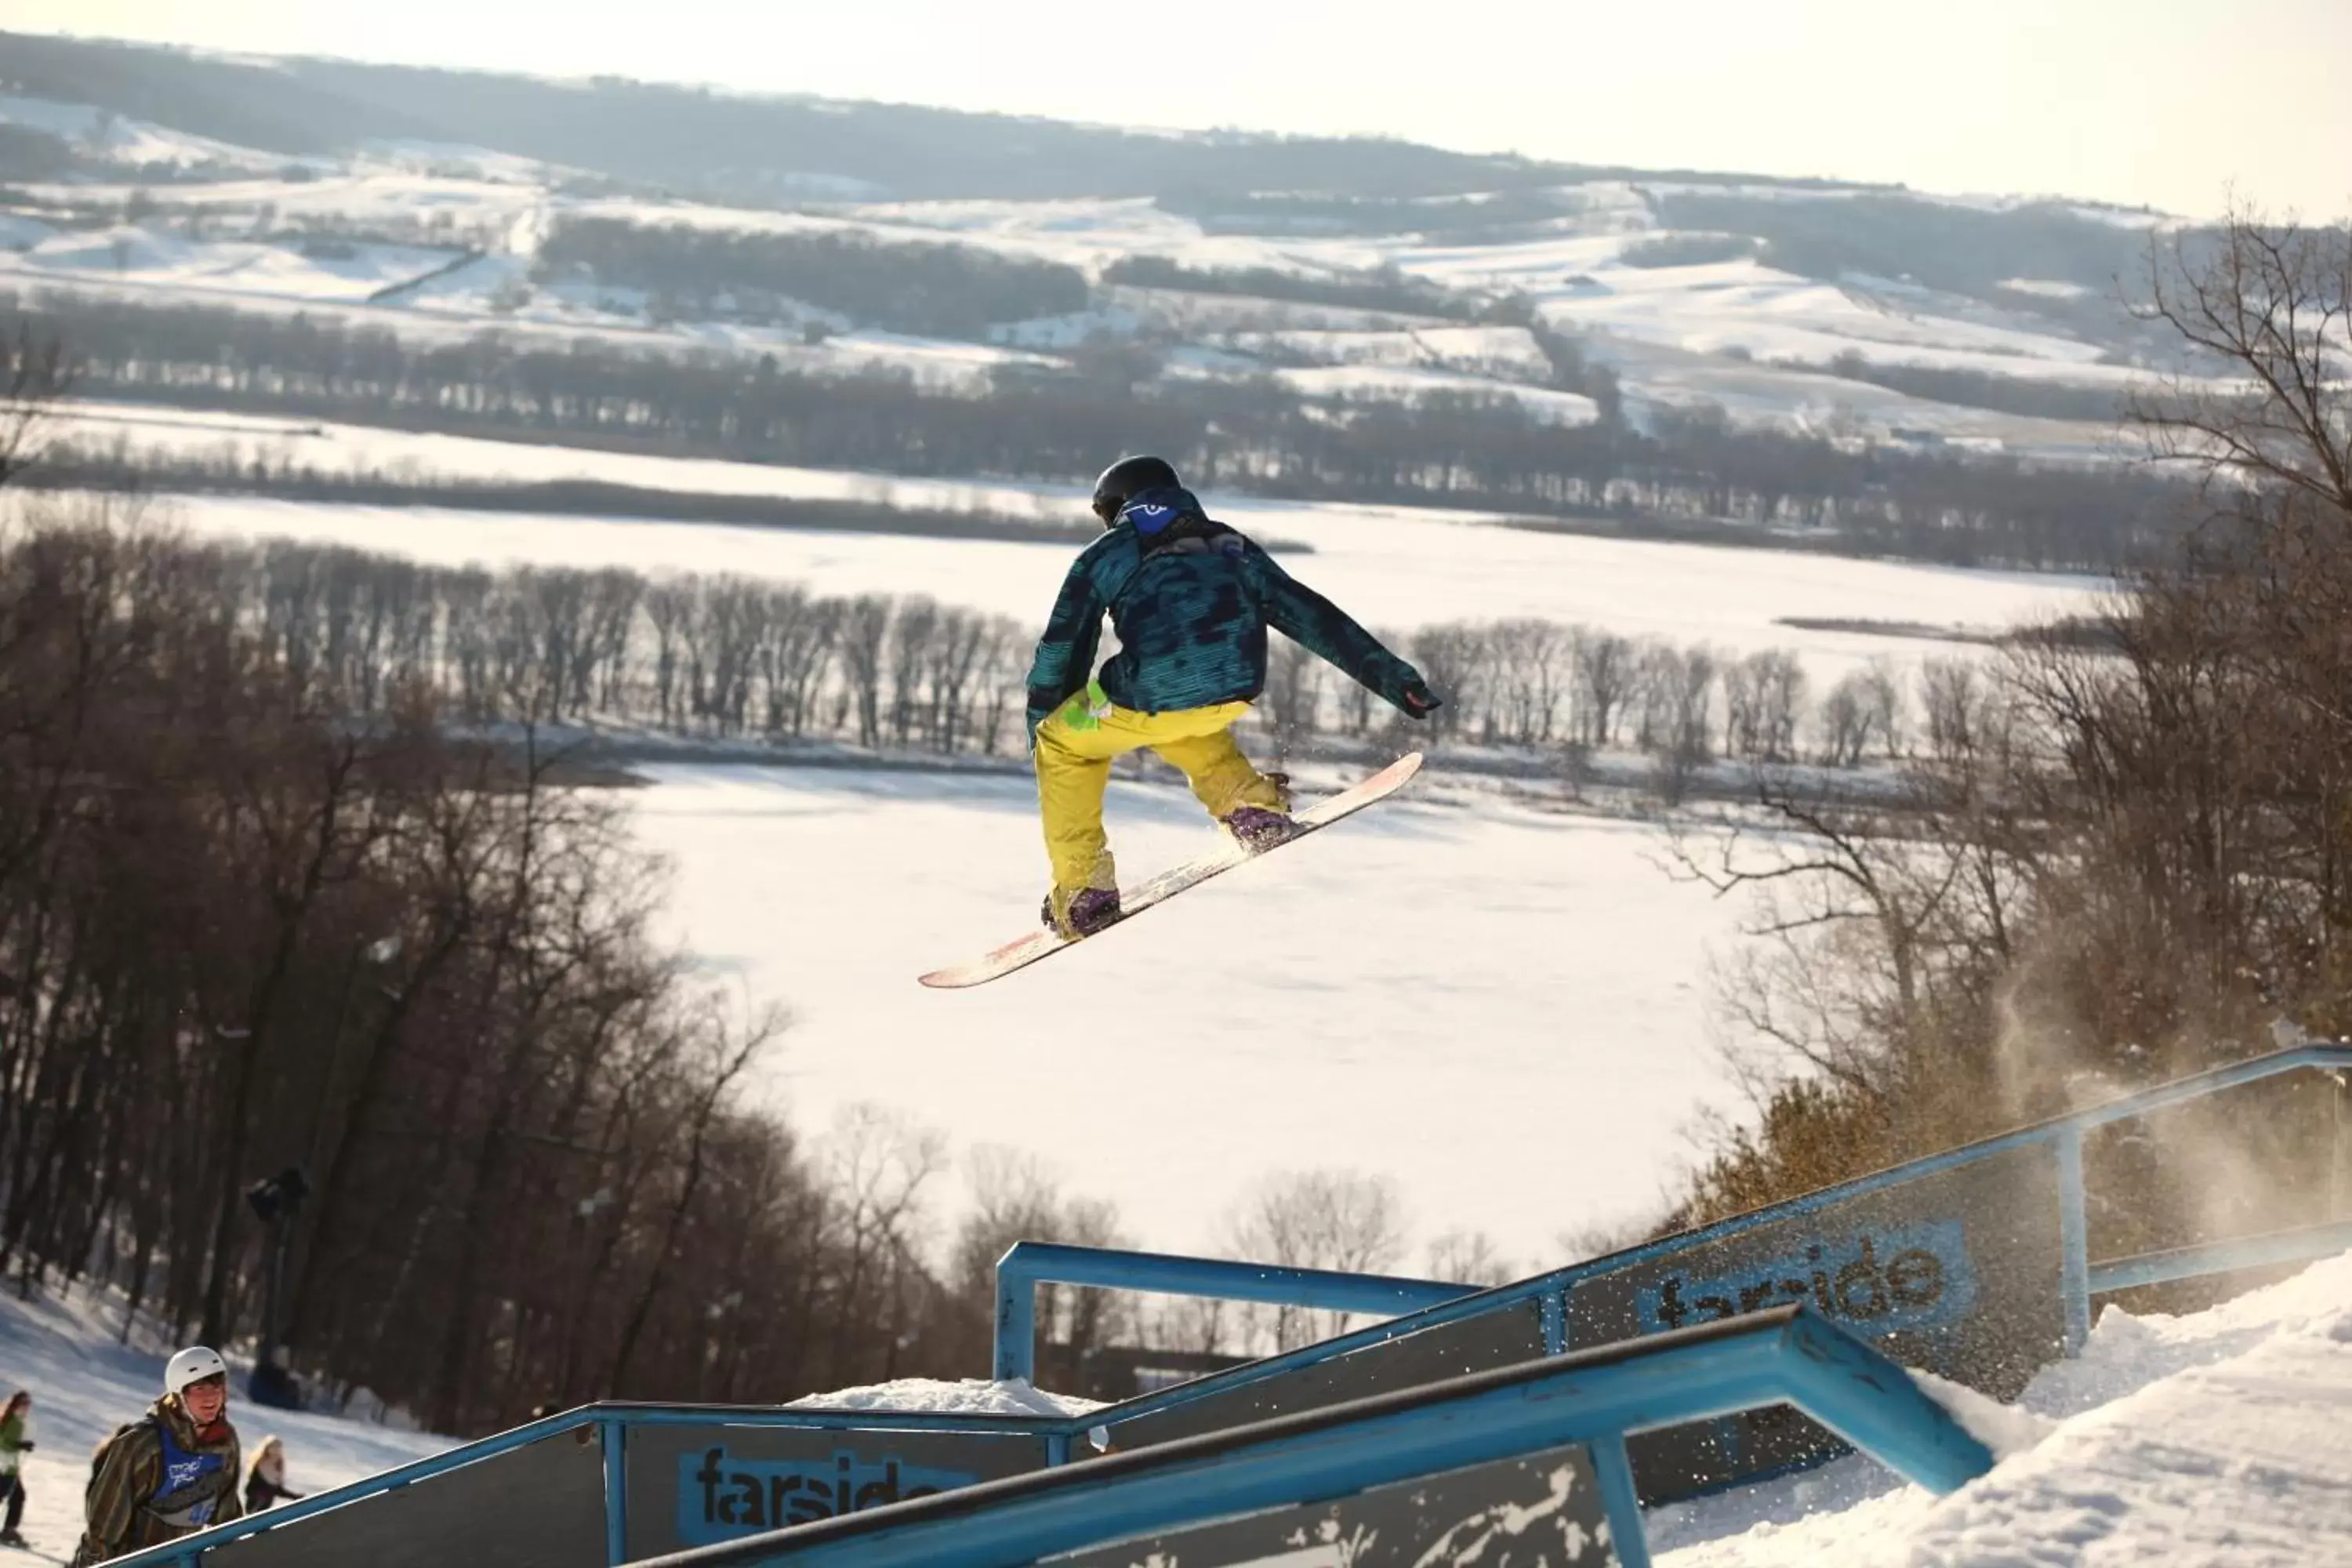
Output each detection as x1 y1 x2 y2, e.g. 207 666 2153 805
1041 885 1123 938
1221 804 1300 854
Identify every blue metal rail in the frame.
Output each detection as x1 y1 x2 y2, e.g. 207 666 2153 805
627 1307 1993 1568
101 1401 1076 1568
992 1240 1475 1381
1001 1044 2352 1419
2089 1215 2352 1294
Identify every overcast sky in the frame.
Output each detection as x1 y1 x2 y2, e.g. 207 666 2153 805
13 1 2350 219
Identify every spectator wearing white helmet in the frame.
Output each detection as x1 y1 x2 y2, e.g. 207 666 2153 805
71 1346 243 1567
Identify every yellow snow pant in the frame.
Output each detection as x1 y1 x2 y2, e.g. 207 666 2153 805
1034 681 1287 906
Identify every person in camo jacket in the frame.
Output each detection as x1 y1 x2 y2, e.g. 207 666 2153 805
1025 456 1442 938
72 1348 242 1566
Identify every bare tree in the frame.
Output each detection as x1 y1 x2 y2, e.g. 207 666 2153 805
1408 624 1485 744
947 1148 1132 1377
887 596 938 746
838 595 892 749
1642 643 1718 803
1223 1170 1407 1352
1424 1229 1515 1287
0 321 68 489
1815 670 1875 768
2134 208 2351 532
1573 630 1635 748
1260 636 1323 763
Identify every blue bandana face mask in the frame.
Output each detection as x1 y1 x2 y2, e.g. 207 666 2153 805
1116 486 1198 535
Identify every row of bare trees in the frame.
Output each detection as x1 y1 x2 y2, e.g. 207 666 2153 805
1664 212 2352 1279
230 538 1939 785
214 543 1033 756
1283 619 1907 788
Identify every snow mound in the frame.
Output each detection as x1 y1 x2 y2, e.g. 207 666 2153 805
786 1376 1102 1419
1909 1369 2058 1461
1656 1249 2352 1566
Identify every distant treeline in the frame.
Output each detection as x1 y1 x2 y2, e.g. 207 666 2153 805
1652 191 2168 307
97 513 1925 795
1615 233 1759 269
1099 256 1475 321
33 443 1128 547
16 291 2188 572
1819 352 2129 424
535 220 1091 338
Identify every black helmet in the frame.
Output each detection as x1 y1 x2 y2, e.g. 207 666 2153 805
1091 455 1182 526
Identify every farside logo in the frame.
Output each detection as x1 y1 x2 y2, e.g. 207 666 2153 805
1635 1221 1978 1336
677 1448 975 1544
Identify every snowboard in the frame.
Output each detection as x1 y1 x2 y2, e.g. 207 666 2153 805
919 752 1425 989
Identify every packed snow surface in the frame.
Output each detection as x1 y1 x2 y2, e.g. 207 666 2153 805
1655 1249 2352 1567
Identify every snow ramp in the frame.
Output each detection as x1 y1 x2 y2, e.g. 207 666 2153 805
1652 1247 2352 1567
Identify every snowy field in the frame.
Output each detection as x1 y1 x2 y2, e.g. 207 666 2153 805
631 760 1755 1262
0 1287 448 1563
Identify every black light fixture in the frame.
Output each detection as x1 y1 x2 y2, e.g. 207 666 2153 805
246 1167 311 1223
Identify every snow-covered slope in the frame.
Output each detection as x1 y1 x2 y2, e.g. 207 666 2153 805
1656 1250 2352 1566
0 90 2188 458
0 1287 452 1562
0 94 290 174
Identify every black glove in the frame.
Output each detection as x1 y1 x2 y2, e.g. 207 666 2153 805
1399 679 1442 717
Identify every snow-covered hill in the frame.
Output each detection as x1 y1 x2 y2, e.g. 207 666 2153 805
0 83 2192 461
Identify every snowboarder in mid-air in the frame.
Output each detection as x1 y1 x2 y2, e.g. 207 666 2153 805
1026 456 1441 938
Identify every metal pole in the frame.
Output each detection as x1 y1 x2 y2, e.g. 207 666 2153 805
1588 1434 1652 1568
2055 1127 2090 1353
604 1418 628 1566
2332 1071 2349 1218
994 1255 1038 1385
267 1210 289 1365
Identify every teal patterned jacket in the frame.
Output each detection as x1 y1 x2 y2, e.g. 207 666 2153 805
1025 487 1425 741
